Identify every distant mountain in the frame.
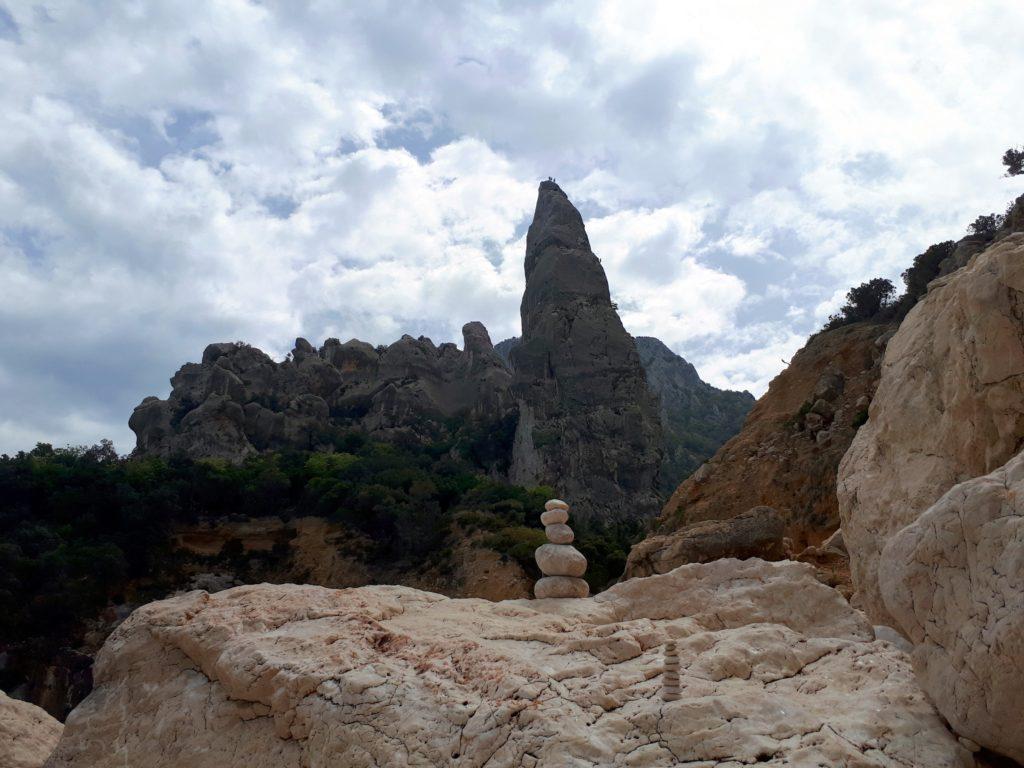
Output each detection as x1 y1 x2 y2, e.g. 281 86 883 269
634 337 754 492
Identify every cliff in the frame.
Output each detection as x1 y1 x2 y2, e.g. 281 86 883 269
508 181 663 520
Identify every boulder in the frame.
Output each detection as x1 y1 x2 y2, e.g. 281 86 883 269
0 690 62 768
838 233 1024 626
46 561 969 767
624 506 786 578
879 448 1024 763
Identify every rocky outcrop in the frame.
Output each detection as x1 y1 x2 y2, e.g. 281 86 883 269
880 449 1024 764
634 336 754 491
653 321 892 548
623 505 785 578
509 182 662 520
0 690 62 768
46 561 970 767
130 323 515 465
838 233 1024 626
497 335 752 494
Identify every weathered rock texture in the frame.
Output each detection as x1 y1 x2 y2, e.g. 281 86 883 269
1 690 62 768
509 181 663 520
838 233 1024 626
654 321 892 548
622 505 782 577
498 335 755 494
623 505 785 578
634 336 754 491
880 449 1024 764
46 561 970 767
131 323 514 467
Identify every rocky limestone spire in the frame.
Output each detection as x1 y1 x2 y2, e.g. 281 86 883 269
510 181 662 521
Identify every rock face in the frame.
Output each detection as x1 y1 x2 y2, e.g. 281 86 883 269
0 690 62 768
634 336 754 491
509 181 663 520
879 449 1024 764
623 505 785 578
130 323 515 465
46 561 970 767
654 321 892 548
838 233 1024 626
498 335 754 495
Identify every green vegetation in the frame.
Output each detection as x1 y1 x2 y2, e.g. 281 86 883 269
0 434 645 708
1003 146 1023 177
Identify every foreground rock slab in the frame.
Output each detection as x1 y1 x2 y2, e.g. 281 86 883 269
839 234 1024 626
881 448 1024 764
1 690 63 768
47 561 970 767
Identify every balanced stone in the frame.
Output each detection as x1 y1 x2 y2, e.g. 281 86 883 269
534 498 589 599
535 543 587 577
534 576 589 599
540 508 568 525
545 523 574 544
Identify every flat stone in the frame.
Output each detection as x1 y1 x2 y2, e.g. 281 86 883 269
540 509 568 525
544 499 569 511
533 576 589 599
535 543 587 577
545 523 573 544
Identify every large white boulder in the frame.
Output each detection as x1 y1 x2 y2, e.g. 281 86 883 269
46 560 969 767
1 690 62 768
838 233 1024 626
880 448 1024 764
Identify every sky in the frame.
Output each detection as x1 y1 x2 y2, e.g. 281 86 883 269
1 1 1023 454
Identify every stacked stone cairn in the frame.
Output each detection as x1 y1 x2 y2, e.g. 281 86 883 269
662 641 681 701
533 499 590 599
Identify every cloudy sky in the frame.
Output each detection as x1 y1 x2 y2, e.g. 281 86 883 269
2 1 1023 454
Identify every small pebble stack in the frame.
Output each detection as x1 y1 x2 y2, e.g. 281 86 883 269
533 499 590 599
662 641 681 701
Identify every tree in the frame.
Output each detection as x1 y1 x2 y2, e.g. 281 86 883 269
901 241 955 302
824 277 897 329
1003 147 1024 177
968 213 1005 239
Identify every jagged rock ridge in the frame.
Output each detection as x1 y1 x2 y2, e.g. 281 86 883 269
133 182 734 522
131 322 515 468
508 181 663 520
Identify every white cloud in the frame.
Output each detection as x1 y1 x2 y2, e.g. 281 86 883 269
1 0 1023 453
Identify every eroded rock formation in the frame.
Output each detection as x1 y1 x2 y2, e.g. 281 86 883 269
509 181 662 520
880 448 1024 764
131 322 515 465
0 690 62 768
838 233 1024 626
46 561 970 767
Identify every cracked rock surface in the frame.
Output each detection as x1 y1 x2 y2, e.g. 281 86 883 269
46 559 969 767
839 233 1024 627
1 689 63 768
880 448 1024 764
